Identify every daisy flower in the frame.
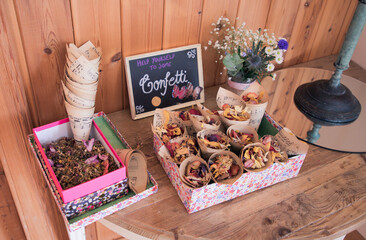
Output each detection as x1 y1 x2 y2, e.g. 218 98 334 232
265 46 273 55
275 50 283 57
267 38 276 46
276 56 284 64
267 63 275 72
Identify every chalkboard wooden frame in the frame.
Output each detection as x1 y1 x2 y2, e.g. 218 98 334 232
125 44 205 120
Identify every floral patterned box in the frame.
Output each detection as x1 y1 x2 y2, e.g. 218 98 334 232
28 112 158 231
153 113 306 213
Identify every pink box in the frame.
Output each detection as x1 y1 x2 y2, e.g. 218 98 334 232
33 117 127 203
153 113 306 213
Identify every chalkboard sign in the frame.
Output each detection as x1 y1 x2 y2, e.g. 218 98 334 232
125 44 204 120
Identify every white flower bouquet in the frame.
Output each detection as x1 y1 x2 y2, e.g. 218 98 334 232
207 16 288 83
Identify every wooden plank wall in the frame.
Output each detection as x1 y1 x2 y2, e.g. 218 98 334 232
9 0 357 126
0 0 358 239
0 1 70 239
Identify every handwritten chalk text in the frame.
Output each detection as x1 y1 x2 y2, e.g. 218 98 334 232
139 70 188 96
149 61 172 70
152 54 175 64
136 59 149 67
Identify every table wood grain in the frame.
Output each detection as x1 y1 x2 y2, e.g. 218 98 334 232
102 69 366 240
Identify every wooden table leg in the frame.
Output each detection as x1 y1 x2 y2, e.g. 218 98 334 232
334 235 346 240
68 227 86 240
99 219 150 240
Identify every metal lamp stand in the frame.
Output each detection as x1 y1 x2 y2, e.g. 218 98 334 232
294 0 365 143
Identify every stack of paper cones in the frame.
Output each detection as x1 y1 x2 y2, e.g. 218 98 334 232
62 41 102 141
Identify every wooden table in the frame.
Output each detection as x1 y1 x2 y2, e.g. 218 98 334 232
98 68 366 240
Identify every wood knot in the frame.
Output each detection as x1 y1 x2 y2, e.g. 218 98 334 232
321 229 331 236
304 1 310 7
198 11 202 14
278 227 291 237
263 217 274 225
111 52 122 62
43 47 52 55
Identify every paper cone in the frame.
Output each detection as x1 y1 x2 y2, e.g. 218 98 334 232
152 109 188 141
240 82 269 131
65 73 98 91
272 128 309 156
196 102 216 116
65 65 99 85
174 110 195 135
115 149 133 165
68 41 101 63
208 150 243 185
153 109 180 127
166 135 200 164
218 110 250 128
179 156 211 189
66 52 98 68
64 100 95 141
65 55 99 82
116 149 148 194
62 81 95 108
196 129 230 159
190 114 221 132
66 41 102 65
260 135 289 164
240 143 273 173
64 77 97 101
216 87 245 110
272 151 289 164
227 125 259 152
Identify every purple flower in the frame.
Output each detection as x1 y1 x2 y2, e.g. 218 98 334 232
83 138 95 152
85 155 99 164
240 52 246 57
98 154 109 161
48 159 54 167
207 134 218 142
278 39 288 50
49 145 56 153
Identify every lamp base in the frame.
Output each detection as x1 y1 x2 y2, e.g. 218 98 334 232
294 80 361 126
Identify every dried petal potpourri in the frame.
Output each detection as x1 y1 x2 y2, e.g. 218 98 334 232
261 135 287 163
156 123 184 143
242 91 265 104
200 116 220 126
209 155 240 181
178 111 190 121
229 129 254 145
242 145 269 169
199 133 230 149
183 160 210 188
165 138 199 164
223 105 250 121
44 137 119 190
188 108 202 116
